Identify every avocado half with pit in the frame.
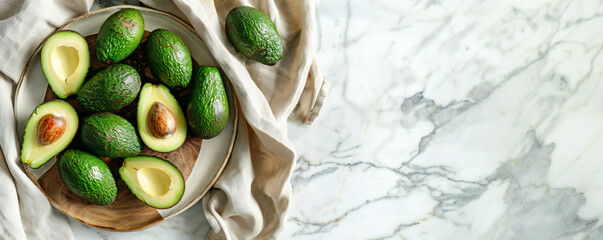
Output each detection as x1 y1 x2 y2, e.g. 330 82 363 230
119 156 185 209
138 83 186 152
21 100 78 168
41 30 90 99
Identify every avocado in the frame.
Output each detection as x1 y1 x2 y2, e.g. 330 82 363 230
146 29 192 89
96 8 145 64
187 66 229 139
21 100 78 168
225 6 283 65
41 30 90 99
119 156 184 208
58 149 117 206
137 83 187 152
77 64 141 112
81 113 143 158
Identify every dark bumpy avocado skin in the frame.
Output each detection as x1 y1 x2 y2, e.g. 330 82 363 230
58 149 117 206
225 6 283 65
96 8 145 64
187 66 229 139
146 29 192 89
77 64 141 112
81 113 143 158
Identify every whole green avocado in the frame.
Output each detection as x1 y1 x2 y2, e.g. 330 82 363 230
81 113 143 158
146 29 192 90
187 66 229 139
58 149 117 206
225 6 283 65
77 64 141 112
96 8 145 64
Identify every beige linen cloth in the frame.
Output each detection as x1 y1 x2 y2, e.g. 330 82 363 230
0 0 328 239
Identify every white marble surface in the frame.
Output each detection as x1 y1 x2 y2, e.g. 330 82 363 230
71 0 603 239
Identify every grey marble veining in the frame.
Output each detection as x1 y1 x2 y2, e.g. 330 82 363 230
283 0 603 239
69 0 603 239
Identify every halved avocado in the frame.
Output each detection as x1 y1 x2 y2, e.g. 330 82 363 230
41 30 90 99
119 156 185 208
137 83 186 152
21 100 78 168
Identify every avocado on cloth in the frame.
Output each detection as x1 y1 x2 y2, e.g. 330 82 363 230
0 0 328 239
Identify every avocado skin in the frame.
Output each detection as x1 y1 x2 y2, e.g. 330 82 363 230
96 8 145 64
146 29 192 90
58 149 117 206
225 6 283 65
187 66 229 139
81 113 143 158
77 64 141 112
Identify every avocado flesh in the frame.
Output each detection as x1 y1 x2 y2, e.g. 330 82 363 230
77 64 141 112
119 156 184 209
41 31 90 99
146 29 192 89
138 83 186 152
21 100 78 168
225 6 283 65
187 66 229 139
58 149 117 206
81 113 142 158
96 8 145 64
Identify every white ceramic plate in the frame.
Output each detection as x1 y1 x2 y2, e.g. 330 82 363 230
14 5 237 231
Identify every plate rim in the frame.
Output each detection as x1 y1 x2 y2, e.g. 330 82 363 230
13 5 238 232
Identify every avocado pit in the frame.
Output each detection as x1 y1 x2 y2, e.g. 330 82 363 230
37 114 66 145
148 102 176 139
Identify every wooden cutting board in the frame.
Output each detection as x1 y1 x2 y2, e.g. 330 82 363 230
26 31 202 231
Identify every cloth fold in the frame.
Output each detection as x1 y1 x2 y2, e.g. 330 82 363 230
0 0 327 239
0 2 94 239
